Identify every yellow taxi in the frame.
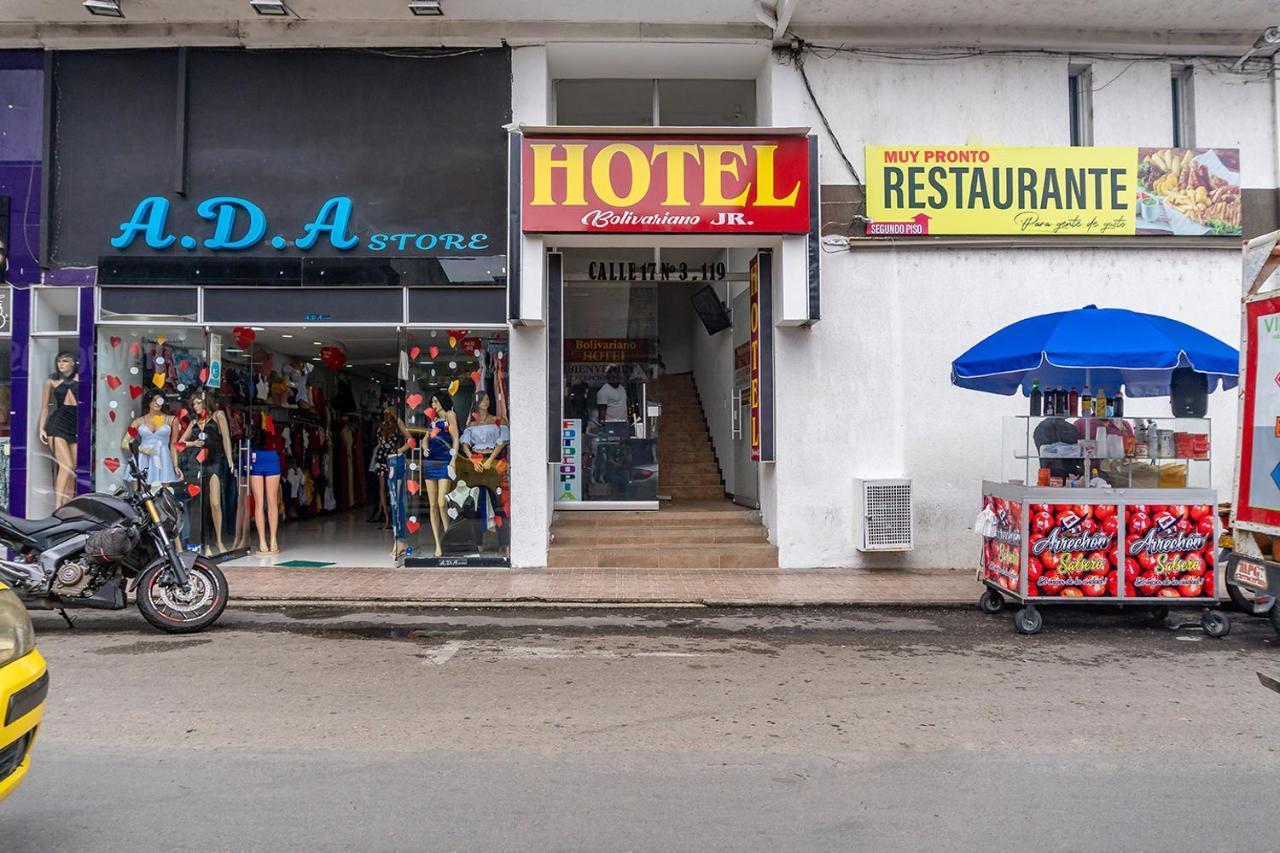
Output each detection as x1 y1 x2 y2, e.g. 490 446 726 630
0 581 46 802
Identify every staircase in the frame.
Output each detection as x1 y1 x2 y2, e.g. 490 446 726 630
547 502 778 568
654 373 725 501
547 373 776 569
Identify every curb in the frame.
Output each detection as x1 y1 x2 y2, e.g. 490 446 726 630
227 596 977 609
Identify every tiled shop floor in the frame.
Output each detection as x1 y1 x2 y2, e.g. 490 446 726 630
221 564 980 606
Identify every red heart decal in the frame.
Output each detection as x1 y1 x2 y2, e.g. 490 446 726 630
495 516 503 528
199 367 209 383
494 417 503 426
405 393 423 410
471 453 484 464
409 346 420 359
406 519 420 534
429 428 439 439
109 336 122 348
407 437 417 449
428 346 440 359
105 375 122 390
187 484 202 497
102 457 120 473
178 408 188 420
406 479 420 495
107 410 116 423
424 407 436 419
196 449 208 463
129 385 143 399
470 371 481 386
179 359 189 370
130 342 140 356
127 426 139 439
175 441 186 452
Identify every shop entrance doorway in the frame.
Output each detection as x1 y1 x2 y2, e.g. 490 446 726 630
94 323 511 568
556 247 758 510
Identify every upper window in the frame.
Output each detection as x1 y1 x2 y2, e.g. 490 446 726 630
1171 66 1195 148
554 79 756 127
1068 66 1093 146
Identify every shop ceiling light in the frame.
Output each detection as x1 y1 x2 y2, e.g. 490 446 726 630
408 1 443 16
249 0 291 14
83 0 124 17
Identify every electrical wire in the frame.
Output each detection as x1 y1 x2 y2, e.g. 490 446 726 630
793 49 863 186
801 42 1276 83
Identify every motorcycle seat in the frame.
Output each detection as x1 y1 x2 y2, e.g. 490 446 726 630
0 511 60 538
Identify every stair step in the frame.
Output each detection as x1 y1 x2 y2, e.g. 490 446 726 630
553 508 760 527
547 543 778 568
664 485 727 500
552 526 768 545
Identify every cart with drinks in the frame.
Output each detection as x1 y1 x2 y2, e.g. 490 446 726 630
954 304 1239 635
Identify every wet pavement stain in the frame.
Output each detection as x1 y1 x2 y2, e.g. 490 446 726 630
94 639 213 655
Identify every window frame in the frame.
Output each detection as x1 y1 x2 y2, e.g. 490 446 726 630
1068 65 1094 147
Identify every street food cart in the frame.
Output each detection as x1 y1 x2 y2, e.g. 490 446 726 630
955 305 1239 634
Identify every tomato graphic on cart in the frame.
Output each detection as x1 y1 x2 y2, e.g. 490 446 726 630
1125 504 1215 599
981 496 1022 592
1027 504 1119 599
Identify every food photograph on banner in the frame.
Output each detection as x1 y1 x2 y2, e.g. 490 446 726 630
863 145 1242 237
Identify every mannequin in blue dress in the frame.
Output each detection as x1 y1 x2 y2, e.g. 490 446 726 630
423 389 459 558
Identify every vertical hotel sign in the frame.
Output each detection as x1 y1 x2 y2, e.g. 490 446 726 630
749 255 761 461
521 135 811 234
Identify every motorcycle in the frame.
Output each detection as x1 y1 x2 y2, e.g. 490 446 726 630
0 455 228 633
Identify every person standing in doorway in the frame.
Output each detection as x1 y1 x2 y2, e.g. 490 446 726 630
596 365 628 426
593 365 630 495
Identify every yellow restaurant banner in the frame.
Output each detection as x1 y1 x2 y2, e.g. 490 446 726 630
864 145 1242 237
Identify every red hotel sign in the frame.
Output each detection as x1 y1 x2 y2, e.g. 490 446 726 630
521 135 810 234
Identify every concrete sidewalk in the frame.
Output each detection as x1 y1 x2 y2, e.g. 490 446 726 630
221 564 979 606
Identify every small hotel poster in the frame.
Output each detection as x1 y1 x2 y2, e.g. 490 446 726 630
864 145 1241 237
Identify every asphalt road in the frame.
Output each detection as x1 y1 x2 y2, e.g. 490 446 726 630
3 603 1279 852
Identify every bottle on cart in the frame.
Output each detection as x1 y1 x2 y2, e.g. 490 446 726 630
1069 386 1079 417
1054 386 1065 416
1094 388 1107 417
1112 392 1124 417
1082 386 1092 418
1030 378 1042 417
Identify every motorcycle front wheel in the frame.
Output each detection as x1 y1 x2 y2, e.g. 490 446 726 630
135 558 228 634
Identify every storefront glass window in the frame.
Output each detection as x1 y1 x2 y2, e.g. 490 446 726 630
94 326 238 557
400 329 511 565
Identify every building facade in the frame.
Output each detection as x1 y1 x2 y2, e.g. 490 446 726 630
0 2 1277 573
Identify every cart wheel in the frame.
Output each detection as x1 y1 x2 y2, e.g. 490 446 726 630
1150 605 1170 621
1014 606 1042 635
979 588 1005 614
1202 609 1231 639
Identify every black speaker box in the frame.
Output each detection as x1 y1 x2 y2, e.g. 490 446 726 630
1169 367 1208 417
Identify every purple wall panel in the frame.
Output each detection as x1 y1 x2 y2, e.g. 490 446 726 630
76 286 93 494
1 52 42 286
9 286 28 517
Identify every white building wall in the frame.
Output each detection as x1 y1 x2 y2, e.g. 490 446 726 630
762 50 1276 568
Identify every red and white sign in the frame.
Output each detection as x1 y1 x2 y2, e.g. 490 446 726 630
521 134 810 234
1237 295 1280 528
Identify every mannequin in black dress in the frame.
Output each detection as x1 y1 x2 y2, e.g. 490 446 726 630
180 391 236 555
38 352 78 508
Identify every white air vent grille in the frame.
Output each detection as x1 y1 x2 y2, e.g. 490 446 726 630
855 478 913 552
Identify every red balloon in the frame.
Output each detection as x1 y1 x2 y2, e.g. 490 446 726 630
232 326 256 349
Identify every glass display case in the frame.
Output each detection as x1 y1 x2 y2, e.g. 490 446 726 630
1000 416 1211 489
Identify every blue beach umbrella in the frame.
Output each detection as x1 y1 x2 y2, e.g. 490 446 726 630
951 305 1239 397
